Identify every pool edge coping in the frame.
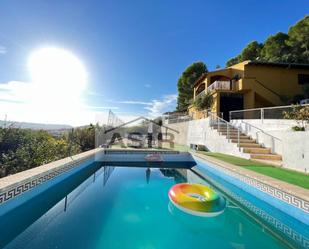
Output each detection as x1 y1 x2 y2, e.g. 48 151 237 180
191 152 309 215
0 148 104 205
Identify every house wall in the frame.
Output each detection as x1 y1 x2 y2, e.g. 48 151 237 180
244 65 307 96
240 65 309 109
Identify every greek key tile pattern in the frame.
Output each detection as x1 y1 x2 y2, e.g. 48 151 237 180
195 155 309 214
222 180 309 248
104 149 180 154
0 155 92 205
193 167 309 249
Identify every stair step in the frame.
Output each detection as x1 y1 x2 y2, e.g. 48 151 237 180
231 139 256 143
216 129 239 133
250 154 282 161
220 131 246 136
243 148 271 154
227 135 250 139
214 126 238 130
239 143 262 148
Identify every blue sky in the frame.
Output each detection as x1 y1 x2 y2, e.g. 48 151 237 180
0 0 308 125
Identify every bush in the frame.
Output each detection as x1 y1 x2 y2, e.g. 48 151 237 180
0 124 100 177
291 126 305 131
193 92 213 111
283 105 309 131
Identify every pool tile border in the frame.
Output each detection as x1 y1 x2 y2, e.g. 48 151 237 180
192 167 309 249
193 153 309 214
0 149 103 205
103 149 180 154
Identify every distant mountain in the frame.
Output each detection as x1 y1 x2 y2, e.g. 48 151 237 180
0 120 72 130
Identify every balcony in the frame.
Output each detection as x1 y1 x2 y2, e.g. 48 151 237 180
195 90 205 99
207 80 232 92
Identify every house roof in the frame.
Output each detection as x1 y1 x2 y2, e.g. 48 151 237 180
247 61 309 69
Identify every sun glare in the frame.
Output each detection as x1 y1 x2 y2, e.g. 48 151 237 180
28 47 87 97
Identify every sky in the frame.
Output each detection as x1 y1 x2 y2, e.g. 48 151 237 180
0 0 308 126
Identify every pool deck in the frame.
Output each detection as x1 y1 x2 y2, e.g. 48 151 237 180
0 149 105 204
192 152 309 203
0 149 104 190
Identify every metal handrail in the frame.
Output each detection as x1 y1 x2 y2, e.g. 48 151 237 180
233 118 282 148
235 120 282 142
229 103 309 122
208 112 242 150
230 103 309 114
209 112 282 153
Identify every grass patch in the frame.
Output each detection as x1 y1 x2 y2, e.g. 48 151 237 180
197 151 309 189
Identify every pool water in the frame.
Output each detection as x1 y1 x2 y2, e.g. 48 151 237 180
0 166 297 249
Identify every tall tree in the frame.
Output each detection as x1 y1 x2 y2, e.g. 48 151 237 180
176 62 207 112
225 41 262 67
226 56 241 67
225 15 309 66
287 15 309 63
260 32 291 62
240 41 263 61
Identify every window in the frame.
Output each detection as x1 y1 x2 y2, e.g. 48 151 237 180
298 74 309 85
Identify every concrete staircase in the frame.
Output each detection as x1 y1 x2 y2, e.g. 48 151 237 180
213 124 282 162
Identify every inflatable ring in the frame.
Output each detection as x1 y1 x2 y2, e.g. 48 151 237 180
168 183 226 217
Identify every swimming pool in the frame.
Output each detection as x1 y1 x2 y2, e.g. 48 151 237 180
1 159 307 249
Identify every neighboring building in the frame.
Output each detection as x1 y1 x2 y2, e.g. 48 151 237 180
188 60 309 120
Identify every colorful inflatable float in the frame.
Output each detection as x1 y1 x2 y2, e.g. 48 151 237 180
168 183 226 217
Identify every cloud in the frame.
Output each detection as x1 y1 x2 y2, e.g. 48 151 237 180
84 105 119 110
144 94 177 117
0 79 177 125
0 81 31 103
117 100 152 106
0 81 108 126
85 90 105 97
0 46 7 54
114 94 177 117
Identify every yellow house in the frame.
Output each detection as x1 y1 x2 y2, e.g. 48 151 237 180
188 60 309 120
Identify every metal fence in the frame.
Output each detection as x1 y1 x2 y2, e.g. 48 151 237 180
230 104 309 121
162 114 192 124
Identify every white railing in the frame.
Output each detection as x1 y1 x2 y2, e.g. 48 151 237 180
229 104 309 121
163 114 192 124
207 80 231 92
232 119 282 154
208 112 243 151
209 112 282 153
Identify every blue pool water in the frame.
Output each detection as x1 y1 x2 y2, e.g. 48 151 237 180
0 164 307 249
